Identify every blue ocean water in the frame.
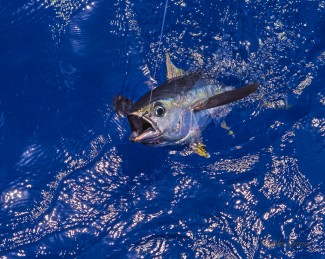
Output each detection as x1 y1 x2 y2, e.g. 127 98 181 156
0 0 324 257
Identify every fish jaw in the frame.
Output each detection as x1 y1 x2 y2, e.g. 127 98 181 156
127 112 163 145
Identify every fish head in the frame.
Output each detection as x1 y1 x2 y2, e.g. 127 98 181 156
127 98 195 146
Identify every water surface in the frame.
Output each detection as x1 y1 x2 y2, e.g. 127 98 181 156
0 0 324 257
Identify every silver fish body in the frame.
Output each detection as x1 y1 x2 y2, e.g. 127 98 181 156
115 73 258 150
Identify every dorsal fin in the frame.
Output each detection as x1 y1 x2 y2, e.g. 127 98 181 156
193 82 259 111
166 52 185 79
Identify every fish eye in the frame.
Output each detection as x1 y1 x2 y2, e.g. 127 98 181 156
154 103 165 117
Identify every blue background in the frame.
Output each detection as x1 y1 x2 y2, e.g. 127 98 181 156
0 0 324 257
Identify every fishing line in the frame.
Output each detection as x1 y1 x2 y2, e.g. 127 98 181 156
149 0 169 106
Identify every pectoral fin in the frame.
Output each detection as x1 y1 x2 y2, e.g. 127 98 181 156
113 96 133 116
193 82 259 111
190 142 210 158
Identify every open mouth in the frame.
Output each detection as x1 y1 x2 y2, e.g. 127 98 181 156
127 114 161 143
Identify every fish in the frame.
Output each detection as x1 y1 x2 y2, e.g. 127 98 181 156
114 54 258 158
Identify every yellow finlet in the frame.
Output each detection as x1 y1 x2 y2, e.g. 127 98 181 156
221 120 234 137
166 52 185 79
190 142 210 158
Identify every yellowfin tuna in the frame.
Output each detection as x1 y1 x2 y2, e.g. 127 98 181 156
114 54 258 157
